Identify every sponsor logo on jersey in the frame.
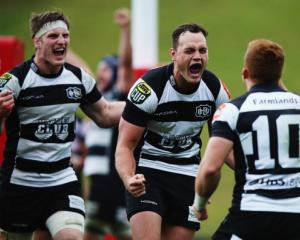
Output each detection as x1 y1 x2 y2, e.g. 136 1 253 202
0 72 12 89
66 87 82 100
34 118 70 141
195 104 211 118
130 81 151 104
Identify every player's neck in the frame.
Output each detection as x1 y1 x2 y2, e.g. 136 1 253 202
33 55 63 75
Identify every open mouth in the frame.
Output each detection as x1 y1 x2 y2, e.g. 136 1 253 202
53 48 65 56
189 63 202 75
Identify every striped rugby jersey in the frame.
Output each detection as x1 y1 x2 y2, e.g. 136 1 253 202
212 84 300 213
0 59 101 187
123 63 230 177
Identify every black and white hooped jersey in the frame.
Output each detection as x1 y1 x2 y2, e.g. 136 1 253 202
83 89 125 177
212 84 300 213
123 63 230 176
0 59 101 187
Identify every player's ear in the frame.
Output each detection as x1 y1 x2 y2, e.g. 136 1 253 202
170 48 176 61
242 66 249 81
33 37 41 50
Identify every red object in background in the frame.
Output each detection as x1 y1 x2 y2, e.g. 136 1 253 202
133 67 150 81
103 235 118 240
0 36 24 165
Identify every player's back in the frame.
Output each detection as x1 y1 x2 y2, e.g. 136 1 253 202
229 84 300 213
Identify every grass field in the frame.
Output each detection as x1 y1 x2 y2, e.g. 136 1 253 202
1 0 300 238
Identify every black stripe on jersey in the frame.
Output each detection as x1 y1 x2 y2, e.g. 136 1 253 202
152 101 216 122
245 188 300 199
15 157 71 173
2 109 20 185
80 85 102 105
9 60 31 87
20 122 75 143
289 124 299 158
201 70 221 101
87 146 107 156
145 130 201 154
17 84 86 107
141 153 200 165
140 64 170 100
122 100 150 127
211 121 236 141
246 168 300 175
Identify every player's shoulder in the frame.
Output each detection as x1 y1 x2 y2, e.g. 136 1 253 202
229 92 250 110
64 62 83 81
142 64 171 85
202 69 220 82
201 69 222 99
9 59 31 79
139 64 172 97
1 59 32 88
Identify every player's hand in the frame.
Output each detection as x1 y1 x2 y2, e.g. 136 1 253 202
126 173 146 197
192 205 208 221
114 8 130 28
0 90 14 117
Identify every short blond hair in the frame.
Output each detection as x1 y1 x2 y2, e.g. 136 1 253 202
244 39 284 84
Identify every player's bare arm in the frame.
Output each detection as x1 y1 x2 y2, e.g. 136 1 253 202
115 117 146 197
81 97 125 128
193 136 233 220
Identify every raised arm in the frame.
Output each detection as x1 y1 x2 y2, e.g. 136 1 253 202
114 8 134 94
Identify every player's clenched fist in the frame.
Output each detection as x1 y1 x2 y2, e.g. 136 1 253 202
0 90 14 117
126 173 146 197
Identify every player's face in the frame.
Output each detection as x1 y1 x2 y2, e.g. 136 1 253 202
96 62 113 91
171 31 208 85
34 27 70 72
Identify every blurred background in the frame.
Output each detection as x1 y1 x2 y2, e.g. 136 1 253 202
1 0 299 239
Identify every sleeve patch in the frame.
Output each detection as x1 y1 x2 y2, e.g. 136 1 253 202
130 80 151 104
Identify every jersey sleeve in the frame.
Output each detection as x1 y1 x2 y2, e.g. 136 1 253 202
211 102 239 141
0 72 21 98
215 80 231 108
122 78 158 127
81 69 102 104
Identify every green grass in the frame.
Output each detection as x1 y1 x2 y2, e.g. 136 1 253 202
1 0 299 238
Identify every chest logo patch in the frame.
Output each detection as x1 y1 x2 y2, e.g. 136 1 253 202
130 81 151 104
66 87 82 100
195 104 211 118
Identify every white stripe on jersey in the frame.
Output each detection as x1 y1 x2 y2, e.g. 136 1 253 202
241 193 300 213
83 121 112 176
17 139 72 162
158 80 216 104
84 122 112 147
83 156 110 176
138 158 198 177
244 173 300 191
240 92 300 112
230 235 242 240
10 167 77 187
17 104 77 125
